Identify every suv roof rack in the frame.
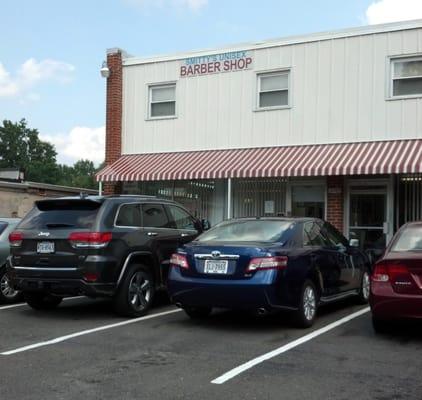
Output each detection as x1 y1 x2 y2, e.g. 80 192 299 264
115 194 157 198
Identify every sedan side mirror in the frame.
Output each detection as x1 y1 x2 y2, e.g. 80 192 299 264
349 238 359 248
201 219 211 231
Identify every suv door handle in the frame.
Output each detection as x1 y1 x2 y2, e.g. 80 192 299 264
180 233 190 237
147 232 158 237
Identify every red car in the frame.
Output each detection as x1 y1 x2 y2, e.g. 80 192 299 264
370 222 422 332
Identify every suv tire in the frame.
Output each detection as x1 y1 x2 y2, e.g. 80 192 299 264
113 264 155 317
0 266 23 304
24 292 63 310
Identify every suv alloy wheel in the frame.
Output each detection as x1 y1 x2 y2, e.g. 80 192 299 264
113 264 155 317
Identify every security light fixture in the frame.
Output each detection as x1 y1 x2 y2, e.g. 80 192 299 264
100 61 110 78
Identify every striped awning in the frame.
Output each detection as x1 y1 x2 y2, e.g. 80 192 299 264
96 139 422 182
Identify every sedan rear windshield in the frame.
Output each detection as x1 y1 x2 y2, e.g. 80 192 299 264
0 222 8 236
18 200 102 230
197 220 293 243
391 226 422 252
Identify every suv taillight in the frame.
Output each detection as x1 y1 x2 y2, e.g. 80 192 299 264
246 256 288 272
9 231 23 247
170 253 189 269
68 232 112 249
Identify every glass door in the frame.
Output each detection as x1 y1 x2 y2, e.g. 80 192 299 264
348 186 387 258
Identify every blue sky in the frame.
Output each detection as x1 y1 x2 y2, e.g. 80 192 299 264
0 0 421 165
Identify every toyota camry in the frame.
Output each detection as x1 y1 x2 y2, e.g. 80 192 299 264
167 217 371 328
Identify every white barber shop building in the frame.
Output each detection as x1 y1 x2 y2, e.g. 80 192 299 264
97 19 422 254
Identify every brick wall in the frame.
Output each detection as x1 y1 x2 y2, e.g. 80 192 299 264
103 49 123 195
326 176 344 233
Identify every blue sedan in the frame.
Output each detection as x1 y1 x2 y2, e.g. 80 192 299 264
167 217 371 328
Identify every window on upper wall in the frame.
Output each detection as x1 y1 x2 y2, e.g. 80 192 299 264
390 56 422 98
257 70 290 109
148 83 176 118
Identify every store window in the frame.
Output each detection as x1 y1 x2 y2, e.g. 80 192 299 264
291 185 325 219
390 56 422 98
257 71 290 109
149 83 176 118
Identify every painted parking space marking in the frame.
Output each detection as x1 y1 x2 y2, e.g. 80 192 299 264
211 307 370 384
0 302 26 311
0 296 85 311
1 308 181 355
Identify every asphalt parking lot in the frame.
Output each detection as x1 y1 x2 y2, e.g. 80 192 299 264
0 295 421 400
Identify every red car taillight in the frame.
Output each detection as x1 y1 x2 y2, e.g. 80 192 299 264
170 253 189 269
68 232 112 249
246 256 288 273
9 231 23 247
372 262 418 293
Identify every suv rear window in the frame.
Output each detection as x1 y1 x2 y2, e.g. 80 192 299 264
19 200 102 230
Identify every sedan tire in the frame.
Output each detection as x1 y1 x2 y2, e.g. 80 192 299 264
356 269 370 304
0 266 23 304
295 280 318 328
372 317 390 334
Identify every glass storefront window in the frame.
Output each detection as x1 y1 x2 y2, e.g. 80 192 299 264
291 185 325 218
121 180 225 227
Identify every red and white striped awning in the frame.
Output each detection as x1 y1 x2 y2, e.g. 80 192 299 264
96 139 422 182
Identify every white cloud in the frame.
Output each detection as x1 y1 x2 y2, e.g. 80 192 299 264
125 0 208 12
0 58 75 100
366 0 422 24
41 126 105 166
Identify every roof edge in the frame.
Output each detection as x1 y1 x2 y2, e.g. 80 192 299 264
123 19 422 66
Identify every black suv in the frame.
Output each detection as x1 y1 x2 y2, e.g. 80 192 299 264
7 195 205 317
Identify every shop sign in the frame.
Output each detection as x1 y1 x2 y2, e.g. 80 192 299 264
180 51 253 78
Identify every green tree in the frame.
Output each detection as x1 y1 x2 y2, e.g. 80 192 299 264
0 119 59 183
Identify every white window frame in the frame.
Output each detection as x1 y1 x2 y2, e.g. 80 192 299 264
388 55 422 100
255 69 291 111
147 82 177 120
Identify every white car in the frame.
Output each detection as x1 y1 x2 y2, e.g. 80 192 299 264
0 218 23 303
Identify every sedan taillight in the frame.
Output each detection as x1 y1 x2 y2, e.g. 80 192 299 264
9 231 23 247
170 253 189 269
372 262 418 293
68 232 112 249
246 256 288 272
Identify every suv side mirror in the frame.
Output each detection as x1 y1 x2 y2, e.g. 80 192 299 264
201 219 211 231
349 238 359 248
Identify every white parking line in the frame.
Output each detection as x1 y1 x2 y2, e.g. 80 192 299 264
211 307 370 385
1 308 181 355
0 296 85 311
0 302 26 311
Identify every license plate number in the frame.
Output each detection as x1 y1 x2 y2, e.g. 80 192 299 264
204 260 228 274
37 242 55 254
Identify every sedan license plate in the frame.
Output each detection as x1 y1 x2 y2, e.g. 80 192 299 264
204 260 228 274
37 241 55 254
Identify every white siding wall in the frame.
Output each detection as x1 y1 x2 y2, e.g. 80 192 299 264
122 28 422 155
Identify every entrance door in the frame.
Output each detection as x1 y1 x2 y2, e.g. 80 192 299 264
348 184 389 259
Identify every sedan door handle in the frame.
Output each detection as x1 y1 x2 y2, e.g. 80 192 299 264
147 232 158 237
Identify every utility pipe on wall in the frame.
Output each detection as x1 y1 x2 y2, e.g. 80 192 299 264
227 178 232 219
